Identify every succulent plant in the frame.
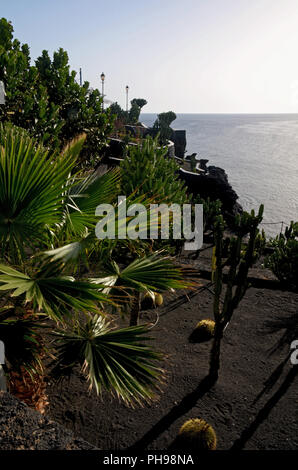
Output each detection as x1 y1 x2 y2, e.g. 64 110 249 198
189 319 215 343
174 418 217 451
154 293 164 306
141 292 164 310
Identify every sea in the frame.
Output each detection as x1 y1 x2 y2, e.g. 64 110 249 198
141 113 298 237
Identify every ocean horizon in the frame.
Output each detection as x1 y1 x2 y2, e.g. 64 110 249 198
141 113 298 237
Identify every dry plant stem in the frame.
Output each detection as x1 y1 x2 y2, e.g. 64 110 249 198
130 292 141 326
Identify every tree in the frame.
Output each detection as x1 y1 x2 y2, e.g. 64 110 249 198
153 111 177 144
0 18 114 169
129 98 147 124
109 101 128 121
109 98 147 127
132 98 147 110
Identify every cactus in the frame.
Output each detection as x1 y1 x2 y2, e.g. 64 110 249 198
189 319 215 343
195 196 222 232
141 292 164 310
174 418 217 451
155 293 164 306
209 205 266 380
265 221 298 291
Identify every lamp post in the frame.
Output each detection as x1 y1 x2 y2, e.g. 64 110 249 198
126 85 129 112
100 72 105 110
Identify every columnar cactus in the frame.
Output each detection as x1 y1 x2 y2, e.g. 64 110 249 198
209 205 265 379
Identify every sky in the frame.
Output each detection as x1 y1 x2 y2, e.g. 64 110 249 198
2 0 298 113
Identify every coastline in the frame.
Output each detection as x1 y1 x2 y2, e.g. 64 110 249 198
141 113 298 236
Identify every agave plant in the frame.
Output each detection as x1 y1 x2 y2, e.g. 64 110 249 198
0 123 188 410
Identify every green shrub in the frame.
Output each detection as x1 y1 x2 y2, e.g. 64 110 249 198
120 136 188 205
265 222 298 290
152 111 176 145
174 418 217 451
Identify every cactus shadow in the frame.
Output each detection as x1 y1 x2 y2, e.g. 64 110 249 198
264 311 298 354
188 330 213 344
129 373 216 450
230 363 298 450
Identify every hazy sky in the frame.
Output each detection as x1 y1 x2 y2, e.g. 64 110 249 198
2 0 298 113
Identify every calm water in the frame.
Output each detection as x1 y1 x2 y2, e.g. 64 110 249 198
141 113 298 237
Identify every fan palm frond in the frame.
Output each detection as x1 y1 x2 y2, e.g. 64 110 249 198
62 168 120 238
91 253 191 297
52 315 164 406
0 124 86 260
0 263 110 321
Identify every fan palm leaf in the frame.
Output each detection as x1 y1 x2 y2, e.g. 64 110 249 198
52 315 164 406
0 263 110 321
0 124 86 260
90 253 191 297
61 168 121 238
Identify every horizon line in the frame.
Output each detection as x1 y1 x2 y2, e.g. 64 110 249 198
141 112 298 115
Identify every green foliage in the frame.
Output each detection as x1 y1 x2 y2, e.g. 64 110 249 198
132 98 147 110
153 111 177 144
0 124 188 405
120 136 188 205
109 98 147 128
0 125 170 402
265 221 298 290
52 315 164 406
90 253 190 325
128 98 147 124
0 123 85 261
194 196 222 232
128 101 140 124
0 18 114 169
174 418 217 451
93 254 189 295
109 101 128 124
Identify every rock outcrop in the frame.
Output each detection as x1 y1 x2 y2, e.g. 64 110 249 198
0 391 97 450
179 165 242 225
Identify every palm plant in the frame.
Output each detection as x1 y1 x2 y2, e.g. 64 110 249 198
90 253 191 326
0 123 188 410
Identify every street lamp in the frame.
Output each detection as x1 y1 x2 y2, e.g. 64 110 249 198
100 72 105 110
126 85 129 112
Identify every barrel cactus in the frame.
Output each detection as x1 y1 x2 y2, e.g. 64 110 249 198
189 319 215 343
141 292 163 309
174 418 217 451
154 293 163 306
